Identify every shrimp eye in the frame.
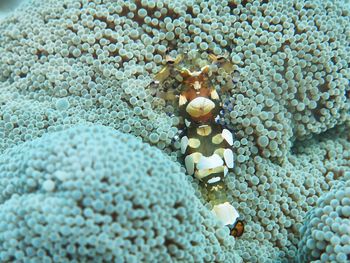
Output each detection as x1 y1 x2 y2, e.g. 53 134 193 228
216 56 225 62
229 220 244 238
165 55 176 64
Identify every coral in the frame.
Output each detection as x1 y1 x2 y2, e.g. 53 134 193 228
0 125 242 263
0 0 349 262
297 180 350 263
224 129 350 262
221 0 350 161
0 0 179 154
1 0 348 157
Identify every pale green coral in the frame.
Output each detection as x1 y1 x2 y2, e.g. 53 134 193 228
0 125 241 262
222 0 350 161
298 180 350 262
0 0 178 153
223 129 350 262
0 0 349 262
0 0 349 157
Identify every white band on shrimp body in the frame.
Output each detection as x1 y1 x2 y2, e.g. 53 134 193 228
212 202 239 226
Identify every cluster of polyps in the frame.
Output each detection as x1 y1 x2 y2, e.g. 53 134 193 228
153 52 244 238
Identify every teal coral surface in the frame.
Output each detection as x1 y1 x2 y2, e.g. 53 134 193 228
298 179 350 262
0 0 349 262
0 125 241 262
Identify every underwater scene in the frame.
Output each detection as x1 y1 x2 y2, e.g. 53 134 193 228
0 0 349 262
